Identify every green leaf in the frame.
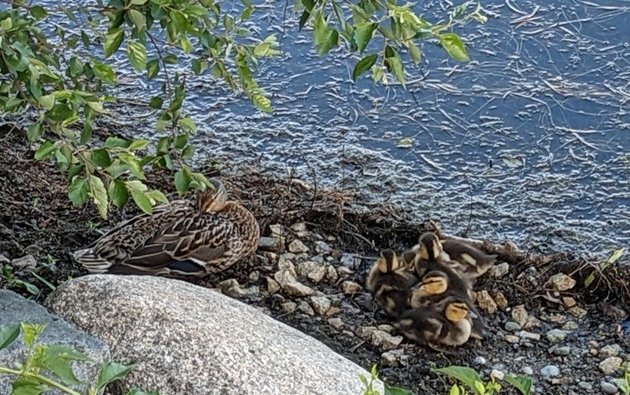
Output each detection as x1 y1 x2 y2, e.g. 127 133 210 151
34 141 56 160
127 41 147 72
91 148 112 167
146 59 159 79
449 384 461 395
0 324 20 350
92 62 117 85
354 22 376 53
129 0 147 4
131 190 152 214
27 123 43 143
474 380 486 395
585 248 624 288
125 180 148 192
103 28 125 58
178 118 196 133
145 190 169 204
104 136 130 148
157 137 170 153
126 390 159 395
504 375 532 395
174 168 191 194
180 37 192 53
42 345 87 386
38 94 56 110
128 139 149 151
312 14 338 55
21 323 46 348
68 176 89 206
434 366 483 395
89 175 109 218
1 17 12 31
87 101 105 113
438 33 470 62
149 96 163 109
352 53 378 81
127 9 146 31
384 46 405 84
30 5 48 19
14 280 39 295
108 180 129 208
252 92 272 112
408 41 422 64
384 384 414 395
10 377 43 395
95 362 136 391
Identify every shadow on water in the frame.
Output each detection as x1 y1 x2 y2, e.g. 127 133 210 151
38 0 630 260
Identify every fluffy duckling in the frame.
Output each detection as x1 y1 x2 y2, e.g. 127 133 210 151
367 249 419 318
73 179 260 277
398 295 473 348
408 273 486 340
441 239 497 280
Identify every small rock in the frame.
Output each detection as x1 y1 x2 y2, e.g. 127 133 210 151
548 273 576 291
600 344 621 358
512 305 529 326
307 266 328 284
258 237 282 252
11 255 37 269
518 331 541 341
600 381 619 395
325 306 341 316
523 315 542 329
370 330 403 350
552 346 571 356
599 357 622 375
218 278 240 291
290 223 307 232
477 290 498 314
490 370 504 381
356 326 378 340
314 241 332 254
269 224 284 236
568 306 587 318
540 365 560 378
278 254 297 274
494 292 509 310
249 271 260 282
297 301 315 315
381 350 402 367
504 335 520 344
285 281 316 297
327 318 344 330
490 262 510 278
339 253 358 268
473 356 487 365
325 266 338 283
546 329 570 343
281 301 297 313
562 321 579 331
266 277 280 295
0 254 10 265
377 324 394 333
288 239 309 254
546 313 567 324
274 270 296 288
578 381 594 391
337 266 353 277
562 296 577 308
341 281 362 295
310 296 331 315
522 366 534 376
505 321 522 332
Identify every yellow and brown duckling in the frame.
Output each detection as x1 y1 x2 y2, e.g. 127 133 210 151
73 179 260 278
366 249 419 318
397 295 473 348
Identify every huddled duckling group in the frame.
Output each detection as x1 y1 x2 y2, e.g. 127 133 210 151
366 232 497 351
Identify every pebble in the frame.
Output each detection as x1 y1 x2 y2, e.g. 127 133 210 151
290 223 307 232
600 344 621 358
473 356 487 366
381 350 403 367
11 255 37 269
309 296 331 315
0 254 10 265
563 296 577 308
325 306 341 316
274 270 296 288
356 326 378 339
288 239 309 254
307 266 328 283
490 369 504 381
277 254 297 274
297 300 315 315
524 315 542 329
337 266 353 276
477 290 498 314
494 292 509 310
327 318 344 330
505 321 522 332
339 253 358 268
548 273 576 291
518 331 541 341
522 366 534 376
540 365 561 378
512 305 529 326
258 236 282 252
296 261 319 277
377 324 394 333
504 335 520 344
370 330 403 350
562 321 579 331
490 262 510 278
284 281 316 297
314 241 331 254
341 281 362 295
600 381 619 395
599 357 622 375
249 271 260 282
546 329 570 343
552 346 571 356
281 301 297 313
325 266 338 283
568 306 588 318
269 224 284 236
266 277 280 294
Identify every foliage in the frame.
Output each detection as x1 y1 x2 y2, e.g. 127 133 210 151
434 366 531 395
612 363 630 395
0 264 40 296
0 322 158 395
0 0 483 217
359 364 413 395
584 247 624 288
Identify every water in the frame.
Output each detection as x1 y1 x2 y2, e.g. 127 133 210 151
33 0 630 259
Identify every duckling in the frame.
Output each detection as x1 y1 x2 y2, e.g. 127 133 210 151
408 273 487 340
73 179 260 277
398 295 473 348
366 249 419 318
441 239 497 280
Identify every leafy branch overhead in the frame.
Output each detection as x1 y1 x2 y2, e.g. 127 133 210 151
0 0 483 218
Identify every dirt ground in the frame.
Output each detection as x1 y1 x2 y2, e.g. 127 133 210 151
1 125 629 395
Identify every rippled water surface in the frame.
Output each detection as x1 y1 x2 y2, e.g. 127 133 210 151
40 0 630 259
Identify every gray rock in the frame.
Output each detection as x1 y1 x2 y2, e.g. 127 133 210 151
522 366 534 376
266 277 281 295
341 281 362 295
290 223 307 232
546 329 570 343
540 365 560 378
297 261 321 277
288 239 309 254
310 296 331 315
281 301 297 313
518 331 541 341
10 255 37 269
274 270 296 288
325 266 338 283
339 254 359 269
306 266 327 284
0 254 10 265
489 262 510 278
269 224 284 236
370 330 403 350
327 318 344 330
505 321 521 332
600 344 621 358
551 346 571 356
473 356 487 366
314 241 331 254
547 273 576 291
0 290 109 394
600 381 618 394
258 237 282 252
511 305 529 326
249 271 260 282
599 357 623 375
284 281 316 297
297 301 315 315
47 275 381 395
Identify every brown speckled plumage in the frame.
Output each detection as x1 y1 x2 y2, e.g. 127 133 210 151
73 179 260 277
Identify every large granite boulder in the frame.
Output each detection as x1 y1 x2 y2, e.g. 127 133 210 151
0 290 110 394
47 274 382 395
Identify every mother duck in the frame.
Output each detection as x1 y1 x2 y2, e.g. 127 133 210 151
73 178 260 277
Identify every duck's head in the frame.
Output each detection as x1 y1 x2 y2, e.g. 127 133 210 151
419 271 448 295
443 299 470 323
417 232 443 261
376 249 400 273
197 178 228 212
